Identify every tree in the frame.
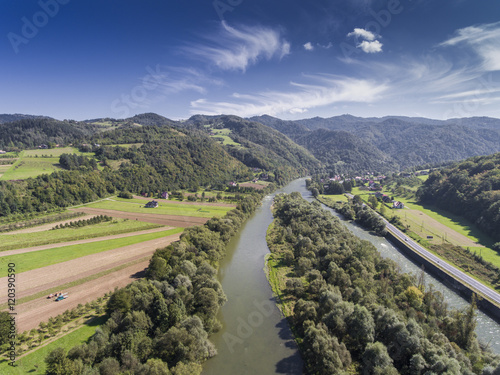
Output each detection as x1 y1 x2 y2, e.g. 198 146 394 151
0 311 12 346
368 195 379 210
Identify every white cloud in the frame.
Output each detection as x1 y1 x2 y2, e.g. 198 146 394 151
304 42 314 51
440 22 500 71
358 40 383 53
347 28 376 41
347 28 383 53
183 22 290 72
190 74 387 117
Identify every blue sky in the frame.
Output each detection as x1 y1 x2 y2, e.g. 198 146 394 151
1 0 500 121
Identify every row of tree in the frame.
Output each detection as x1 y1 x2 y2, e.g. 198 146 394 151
269 193 499 374
42 189 270 374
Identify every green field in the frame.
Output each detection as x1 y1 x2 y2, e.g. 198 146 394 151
209 128 242 147
82 198 233 218
0 219 162 251
318 193 348 203
0 148 95 181
0 316 105 374
0 227 183 274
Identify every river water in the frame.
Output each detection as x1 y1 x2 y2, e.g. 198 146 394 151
203 178 500 375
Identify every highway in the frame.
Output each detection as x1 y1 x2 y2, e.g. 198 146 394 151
345 193 500 307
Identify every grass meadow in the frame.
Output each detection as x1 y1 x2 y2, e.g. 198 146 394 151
0 148 95 181
82 198 233 218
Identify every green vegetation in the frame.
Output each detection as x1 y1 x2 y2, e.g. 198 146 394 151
82 198 233 218
267 193 500 374
0 227 183 273
0 211 84 233
209 128 242 147
0 316 106 374
40 189 271 374
0 148 95 181
0 218 162 251
418 152 500 242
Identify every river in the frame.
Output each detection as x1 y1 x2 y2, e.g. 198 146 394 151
202 178 500 375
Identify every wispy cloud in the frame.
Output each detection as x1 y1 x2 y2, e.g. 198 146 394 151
439 22 500 71
190 74 387 117
304 42 314 51
183 22 290 72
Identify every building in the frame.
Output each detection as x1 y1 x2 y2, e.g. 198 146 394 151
161 192 169 199
393 201 404 209
145 200 159 208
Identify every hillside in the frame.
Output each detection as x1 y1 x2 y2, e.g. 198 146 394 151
253 115 500 172
183 115 322 183
0 118 98 148
417 152 500 241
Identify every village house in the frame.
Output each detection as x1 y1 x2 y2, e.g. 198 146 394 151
393 201 405 209
161 192 169 199
145 200 159 208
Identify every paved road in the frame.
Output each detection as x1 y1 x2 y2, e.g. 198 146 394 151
344 192 500 307
385 221 500 307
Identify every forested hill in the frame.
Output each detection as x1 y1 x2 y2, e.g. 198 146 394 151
252 115 500 172
182 115 322 177
0 118 99 148
417 152 500 241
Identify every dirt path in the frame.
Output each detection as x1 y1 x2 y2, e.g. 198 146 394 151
0 226 175 257
15 259 151 332
72 207 208 227
0 233 181 304
131 195 236 207
1 214 96 235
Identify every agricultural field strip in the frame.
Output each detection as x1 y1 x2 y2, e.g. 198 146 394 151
0 226 174 257
0 220 164 251
0 228 182 276
131 195 237 207
14 259 154 334
82 198 233 217
0 232 182 304
73 207 208 227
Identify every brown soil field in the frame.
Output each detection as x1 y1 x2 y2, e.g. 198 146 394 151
131 195 236 207
15 260 151 332
0 226 174 257
0 233 181 305
72 207 208 227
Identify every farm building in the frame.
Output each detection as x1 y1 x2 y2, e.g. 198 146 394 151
145 200 159 208
393 201 404 209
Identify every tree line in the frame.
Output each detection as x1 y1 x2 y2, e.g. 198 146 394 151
268 193 499 375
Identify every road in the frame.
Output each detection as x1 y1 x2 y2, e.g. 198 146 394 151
345 192 500 307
